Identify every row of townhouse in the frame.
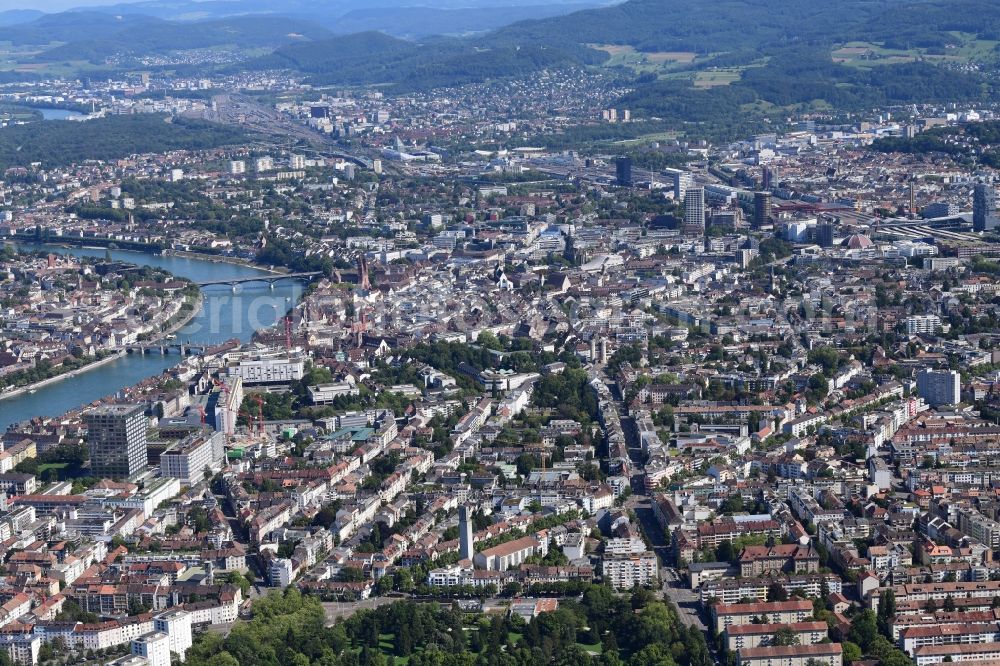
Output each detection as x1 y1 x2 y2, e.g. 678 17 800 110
712 599 814 634
726 620 828 652
695 518 782 550
891 608 1000 641
66 582 241 619
900 621 1000 657
869 580 1000 610
737 643 843 666
700 574 843 605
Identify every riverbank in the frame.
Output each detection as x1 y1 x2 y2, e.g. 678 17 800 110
0 289 204 403
0 351 124 402
161 249 287 274
151 290 204 341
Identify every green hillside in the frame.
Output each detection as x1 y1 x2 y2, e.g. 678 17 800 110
0 115 253 171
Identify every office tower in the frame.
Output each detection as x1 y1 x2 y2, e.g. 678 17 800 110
673 172 693 202
816 223 835 248
754 191 772 228
974 183 999 231
616 157 632 187
684 187 706 228
459 505 474 561
916 369 961 407
85 404 148 479
762 166 774 190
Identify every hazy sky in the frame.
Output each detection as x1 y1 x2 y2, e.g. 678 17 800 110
1 0 141 9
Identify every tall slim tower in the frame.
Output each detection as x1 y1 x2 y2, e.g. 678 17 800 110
615 157 632 187
673 172 692 202
85 404 148 479
974 182 998 232
908 176 916 219
684 187 706 229
754 191 772 228
458 505 474 561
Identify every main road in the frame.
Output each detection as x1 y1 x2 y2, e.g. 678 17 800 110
612 380 709 633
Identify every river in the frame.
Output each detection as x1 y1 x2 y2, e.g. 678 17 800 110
1 244 304 430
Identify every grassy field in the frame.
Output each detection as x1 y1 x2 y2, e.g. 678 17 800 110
832 33 999 68
591 43 698 75
693 69 742 88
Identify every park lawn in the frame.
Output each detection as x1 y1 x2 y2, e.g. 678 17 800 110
590 44 698 75
577 641 603 654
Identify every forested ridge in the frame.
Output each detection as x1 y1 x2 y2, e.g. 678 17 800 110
0 115 253 171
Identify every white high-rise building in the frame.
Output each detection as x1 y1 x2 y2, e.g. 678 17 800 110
289 154 306 170
154 609 193 660
132 632 170 666
255 156 273 172
159 430 225 485
916 368 961 407
672 171 693 201
905 314 941 335
229 160 245 175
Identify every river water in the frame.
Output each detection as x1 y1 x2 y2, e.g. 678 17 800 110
1 244 303 430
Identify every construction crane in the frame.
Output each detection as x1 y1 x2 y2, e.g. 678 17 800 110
238 407 264 436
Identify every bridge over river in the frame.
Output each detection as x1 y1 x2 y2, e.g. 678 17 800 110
195 271 322 291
